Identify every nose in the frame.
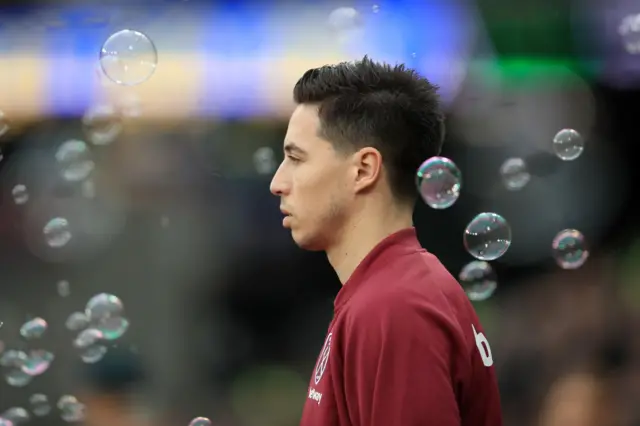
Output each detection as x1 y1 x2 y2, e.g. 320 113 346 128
269 163 289 196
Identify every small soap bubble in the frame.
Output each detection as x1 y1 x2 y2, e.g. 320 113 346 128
499 158 530 191
96 316 129 340
5 369 32 387
19 318 47 339
552 229 589 269
552 129 584 161
372 4 380 13
12 184 29 205
73 328 103 349
57 395 85 422
29 394 51 416
328 7 362 32
618 14 640 54
188 417 212 426
82 105 123 146
459 261 497 301
463 213 512 261
43 217 72 248
65 312 89 331
80 345 107 364
86 293 124 321
253 147 277 175
1 407 29 424
0 350 28 368
57 280 70 297
100 29 158 86
21 350 54 376
416 156 462 209
55 140 94 182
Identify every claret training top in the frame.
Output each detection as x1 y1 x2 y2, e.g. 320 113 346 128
300 227 502 426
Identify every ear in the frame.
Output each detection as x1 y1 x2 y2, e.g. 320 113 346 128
352 147 383 193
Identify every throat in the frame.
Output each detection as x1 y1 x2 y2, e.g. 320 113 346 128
326 218 412 285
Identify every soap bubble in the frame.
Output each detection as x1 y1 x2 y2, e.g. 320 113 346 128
57 395 85 422
552 129 584 161
82 105 123 146
43 217 72 248
100 29 157 86
19 318 47 340
29 393 51 417
55 140 94 182
499 158 530 191
552 229 589 269
463 213 512 261
459 261 497 301
12 184 29 205
416 156 462 209
188 417 212 426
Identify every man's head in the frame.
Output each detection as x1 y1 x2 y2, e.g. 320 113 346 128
270 56 444 250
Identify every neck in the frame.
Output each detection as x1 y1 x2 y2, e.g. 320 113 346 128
326 204 413 284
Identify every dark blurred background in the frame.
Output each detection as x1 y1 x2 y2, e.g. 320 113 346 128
1 0 640 425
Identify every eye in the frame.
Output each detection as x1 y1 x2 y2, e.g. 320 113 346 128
286 155 301 164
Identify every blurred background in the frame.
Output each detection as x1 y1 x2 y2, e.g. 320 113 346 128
1 0 640 425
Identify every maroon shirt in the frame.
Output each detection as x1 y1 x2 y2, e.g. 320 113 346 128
300 228 502 426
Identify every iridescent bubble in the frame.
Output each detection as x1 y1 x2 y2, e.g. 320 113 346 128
80 345 107 364
0 350 28 368
55 140 94 182
29 394 51 417
42 217 72 248
100 29 158 86
253 147 277 175
416 156 462 209
552 129 584 161
57 280 71 297
22 350 54 376
328 7 362 32
19 317 47 339
499 158 530 191
0 110 9 138
82 105 123 146
65 312 89 331
463 213 512 261
73 328 103 349
0 418 12 426
552 229 589 269
458 261 497 301
85 293 124 321
1 407 29 424
11 184 28 205
618 13 640 54
57 395 85 422
188 417 212 426
96 316 129 340
43 217 72 248
5 369 32 387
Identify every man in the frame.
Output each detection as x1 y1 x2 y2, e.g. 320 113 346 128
270 56 502 426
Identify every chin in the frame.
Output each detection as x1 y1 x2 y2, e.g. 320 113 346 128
291 230 325 251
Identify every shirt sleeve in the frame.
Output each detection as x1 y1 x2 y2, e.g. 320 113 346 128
343 297 462 426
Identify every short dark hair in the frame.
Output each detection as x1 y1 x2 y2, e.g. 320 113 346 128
293 56 444 203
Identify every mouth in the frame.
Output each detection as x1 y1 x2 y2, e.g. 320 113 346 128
280 208 292 227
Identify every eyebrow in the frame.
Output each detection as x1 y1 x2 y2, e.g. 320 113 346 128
283 141 307 156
